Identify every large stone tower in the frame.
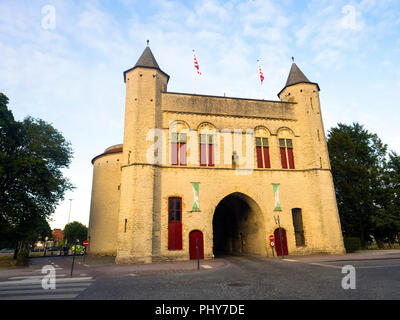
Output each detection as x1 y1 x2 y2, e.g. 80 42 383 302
115 44 169 264
278 62 344 253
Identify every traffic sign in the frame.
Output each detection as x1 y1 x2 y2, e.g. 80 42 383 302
83 240 89 247
269 235 274 241
270 241 275 247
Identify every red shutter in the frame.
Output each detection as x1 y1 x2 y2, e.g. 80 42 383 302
171 142 178 165
200 144 207 166
180 142 187 166
256 146 263 168
208 143 214 166
288 148 295 169
263 147 271 168
168 198 182 250
280 147 288 169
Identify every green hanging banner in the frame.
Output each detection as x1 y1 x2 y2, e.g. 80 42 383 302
192 182 200 211
272 183 281 211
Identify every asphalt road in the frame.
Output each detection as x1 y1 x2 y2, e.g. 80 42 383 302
1 254 399 300
77 255 400 300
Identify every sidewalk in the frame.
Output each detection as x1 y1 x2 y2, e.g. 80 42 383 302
285 249 400 263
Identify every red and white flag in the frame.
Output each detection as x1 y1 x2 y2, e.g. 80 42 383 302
257 60 264 85
193 50 202 75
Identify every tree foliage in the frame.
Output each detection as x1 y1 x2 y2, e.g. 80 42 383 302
63 221 87 244
327 122 400 247
0 93 73 253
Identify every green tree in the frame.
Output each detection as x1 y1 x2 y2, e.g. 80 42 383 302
63 221 87 245
0 93 73 259
327 122 400 247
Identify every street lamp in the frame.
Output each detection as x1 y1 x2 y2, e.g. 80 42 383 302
67 199 73 225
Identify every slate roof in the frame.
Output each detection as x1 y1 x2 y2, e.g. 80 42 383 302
278 62 320 97
123 45 169 83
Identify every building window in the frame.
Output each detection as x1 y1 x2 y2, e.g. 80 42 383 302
171 133 187 166
279 138 295 169
168 197 182 250
292 208 305 246
200 134 214 166
255 137 271 168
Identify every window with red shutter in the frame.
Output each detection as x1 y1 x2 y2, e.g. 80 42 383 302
199 134 214 167
287 139 295 169
256 137 270 169
168 197 182 250
279 138 295 169
171 133 187 166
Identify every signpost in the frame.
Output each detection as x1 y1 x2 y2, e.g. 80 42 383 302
83 240 89 263
70 239 79 277
269 235 275 257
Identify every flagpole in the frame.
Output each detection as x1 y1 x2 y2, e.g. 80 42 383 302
192 50 196 94
257 60 264 100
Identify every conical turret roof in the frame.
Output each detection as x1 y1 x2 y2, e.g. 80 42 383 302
278 62 319 97
285 63 311 87
123 43 169 83
134 46 160 69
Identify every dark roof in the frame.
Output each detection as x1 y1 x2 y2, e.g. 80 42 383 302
134 46 160 69
123 46 170 83
278 62 320 97
285 63 310 87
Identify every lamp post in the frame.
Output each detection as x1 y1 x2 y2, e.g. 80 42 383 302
65 199 73 246
44 236 48 257
67 199 73 225
70 239 79 277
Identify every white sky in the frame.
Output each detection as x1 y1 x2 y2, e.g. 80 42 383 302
1 0 399 230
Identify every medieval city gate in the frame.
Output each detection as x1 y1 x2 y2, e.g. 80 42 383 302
212 193 266 257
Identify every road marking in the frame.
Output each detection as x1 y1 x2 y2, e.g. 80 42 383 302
0 287 87 295
1 293 78 300
283 259 298 262
201 265 213 269
8 274 66 280
353 264 400 269
129 274 137 276
309 263 342 269
0 277 93 286
0 276 94 300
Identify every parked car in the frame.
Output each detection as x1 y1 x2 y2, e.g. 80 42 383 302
0 248 15 253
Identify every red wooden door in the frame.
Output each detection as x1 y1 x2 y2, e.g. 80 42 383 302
189 230 204 260
274 228 288 256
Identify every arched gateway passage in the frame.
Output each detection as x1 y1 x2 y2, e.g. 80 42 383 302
212 193 266 257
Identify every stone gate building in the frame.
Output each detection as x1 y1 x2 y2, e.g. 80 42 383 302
88 44 345 263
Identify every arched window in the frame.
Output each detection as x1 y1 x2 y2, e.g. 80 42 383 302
277 128 295 169
254 127 271 168
170 121 189 166
198 123 216 167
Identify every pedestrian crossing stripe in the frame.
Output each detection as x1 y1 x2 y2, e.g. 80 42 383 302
0 276 94 300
